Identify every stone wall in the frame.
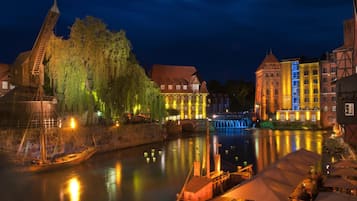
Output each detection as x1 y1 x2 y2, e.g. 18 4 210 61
0 123 164 159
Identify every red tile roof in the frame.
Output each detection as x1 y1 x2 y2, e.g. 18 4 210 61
151 64 208 94
257 51 279 70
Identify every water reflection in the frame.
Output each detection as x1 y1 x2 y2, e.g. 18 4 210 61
0 129 326 201
60 177 81 201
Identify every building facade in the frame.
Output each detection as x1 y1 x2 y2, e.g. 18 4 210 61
254 51 281 120
320 18 355 128
255 53 321 124
151 64 208 120
0 63 13 97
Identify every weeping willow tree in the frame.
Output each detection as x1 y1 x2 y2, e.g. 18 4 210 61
45 16 165 125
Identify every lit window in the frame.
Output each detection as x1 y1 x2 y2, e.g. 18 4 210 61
332 106 336 111
160 85 165 90
183 85 187 90
168 85 173 90
2 81 8 89
176 85 181 90
192 84 199 92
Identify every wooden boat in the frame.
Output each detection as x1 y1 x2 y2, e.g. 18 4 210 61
19 146 96 173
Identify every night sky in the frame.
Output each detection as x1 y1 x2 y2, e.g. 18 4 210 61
0 0 353 82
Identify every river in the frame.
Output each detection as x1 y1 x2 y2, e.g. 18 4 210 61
0 129 327 201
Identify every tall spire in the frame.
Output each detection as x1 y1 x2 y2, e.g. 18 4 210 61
51 0 60 14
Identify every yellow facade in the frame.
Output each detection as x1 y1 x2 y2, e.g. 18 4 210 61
164 93 207 120
280 61 292 110
299 62 320 110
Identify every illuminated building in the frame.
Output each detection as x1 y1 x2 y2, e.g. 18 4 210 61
254 50 281 120
151 64 208 120
255 52 321 124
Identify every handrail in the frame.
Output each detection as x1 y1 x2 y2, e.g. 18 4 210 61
176 164 194 201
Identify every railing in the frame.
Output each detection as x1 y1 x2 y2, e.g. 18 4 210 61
176 164 194 201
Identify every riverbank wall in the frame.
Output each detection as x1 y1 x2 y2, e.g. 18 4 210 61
0 123 165 159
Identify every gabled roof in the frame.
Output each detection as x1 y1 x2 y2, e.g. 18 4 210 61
257 51 279 71
151 64 198 84
151 64 208 93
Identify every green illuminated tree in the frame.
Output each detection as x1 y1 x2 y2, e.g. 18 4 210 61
45 16 165 125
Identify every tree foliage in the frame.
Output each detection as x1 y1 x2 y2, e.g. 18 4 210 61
45 16 165 125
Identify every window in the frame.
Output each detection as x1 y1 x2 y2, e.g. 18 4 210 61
304 79 309 84
304 98 309 103
168 85 173 90
176 85 181 90
304 70 309 76
322 77 327 83
2 81 8 89
331 96 336 101
313 88 318 94
192 84 199 92
332 106 336 112
183 85 187 90
331 67 336 73
274 89 278 95
331 87 335 92
313 79 318 84
314 97 319 102
266 89 270 95
304 89 309 94
322 68 327 73
160 85 165 90
312 69 318 75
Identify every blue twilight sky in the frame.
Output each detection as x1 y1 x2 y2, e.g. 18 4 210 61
0 0 353 82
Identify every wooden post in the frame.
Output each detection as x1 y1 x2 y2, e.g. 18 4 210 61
206 118 210 178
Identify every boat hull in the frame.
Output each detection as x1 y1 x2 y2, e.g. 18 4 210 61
19 147 96 173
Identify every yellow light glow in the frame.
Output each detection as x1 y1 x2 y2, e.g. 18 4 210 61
195 95 199 119
70 117 76 129
202 95 207 118
276 111 280 120
285 111 289 121
165 96 169 109
295 111 300 121
306 111 310 121
116 162 122 185
67 177 81 201
317 111 320 121
188 98 192 119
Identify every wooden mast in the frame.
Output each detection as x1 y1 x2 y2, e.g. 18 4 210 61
206 118 210 178
32 0 60 163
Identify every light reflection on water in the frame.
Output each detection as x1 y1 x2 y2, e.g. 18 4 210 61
0 129 325 201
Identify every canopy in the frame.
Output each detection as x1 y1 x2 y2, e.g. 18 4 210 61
324 177 357 189
331 168 357 176
315 192 357 201
333 160 357 169
218 148 321 201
